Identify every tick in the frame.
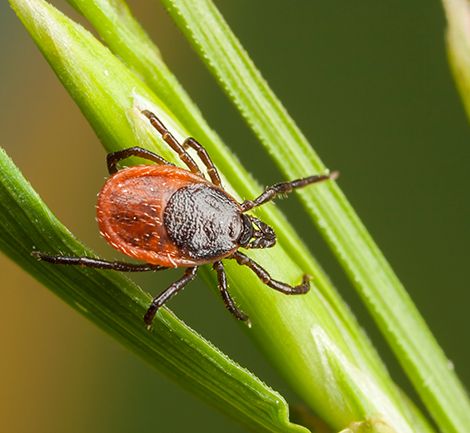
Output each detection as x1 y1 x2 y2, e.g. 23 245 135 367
33 110 337 326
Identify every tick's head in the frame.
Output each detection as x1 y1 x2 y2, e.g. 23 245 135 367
238 214 276 249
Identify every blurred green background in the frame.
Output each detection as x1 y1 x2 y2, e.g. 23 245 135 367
1 1 469 432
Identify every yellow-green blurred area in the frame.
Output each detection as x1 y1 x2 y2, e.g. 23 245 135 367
1 1 469 432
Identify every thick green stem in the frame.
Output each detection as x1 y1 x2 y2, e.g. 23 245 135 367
6 0 441 430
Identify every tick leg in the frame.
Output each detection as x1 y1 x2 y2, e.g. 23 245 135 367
141 110 203 177
231 251 310 295
32 251 166 272
213 261 249 322
106 146 173 175
241 171 339 212
183 138 222 186
144 266 198 326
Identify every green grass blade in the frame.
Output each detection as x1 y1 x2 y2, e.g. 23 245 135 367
0 148 311 433
443 0 470 118
63 0 382 377
158 1 470 432
62 0 434 430
8 0 435 430
0 144 312 433
3 1 316 432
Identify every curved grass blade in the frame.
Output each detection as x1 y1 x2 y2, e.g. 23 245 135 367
63 0 390 387
9 0 434 431
443 0 470 118
158 1 470 432
0 145 312 433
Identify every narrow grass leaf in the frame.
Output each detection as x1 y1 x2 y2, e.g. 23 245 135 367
0 146 312 433
443 0 470 118
69 1 434 430
158 1 470 432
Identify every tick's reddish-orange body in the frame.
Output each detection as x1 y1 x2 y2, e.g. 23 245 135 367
34 109 337 327
97 165 241 268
